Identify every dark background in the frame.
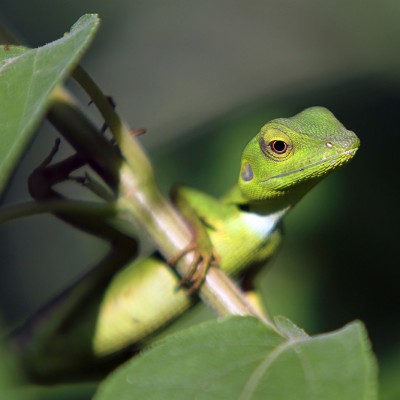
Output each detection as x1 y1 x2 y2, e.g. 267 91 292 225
0 2 399 398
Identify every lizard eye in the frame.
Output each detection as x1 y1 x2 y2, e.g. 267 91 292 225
259 129 292 160
269 140 288 154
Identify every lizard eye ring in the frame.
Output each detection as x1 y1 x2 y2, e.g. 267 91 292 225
269 140 288 154
259 128 293 160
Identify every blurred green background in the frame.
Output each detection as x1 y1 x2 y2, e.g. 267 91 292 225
0 1 399 398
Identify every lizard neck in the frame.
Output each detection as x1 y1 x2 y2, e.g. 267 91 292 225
223 186 289 239
223 185 294 217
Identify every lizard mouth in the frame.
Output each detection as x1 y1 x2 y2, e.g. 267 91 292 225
262 148 358 183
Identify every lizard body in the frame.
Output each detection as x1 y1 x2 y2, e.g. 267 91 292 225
13 106 359 378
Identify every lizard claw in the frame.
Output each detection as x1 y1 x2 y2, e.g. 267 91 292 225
168 244 220 296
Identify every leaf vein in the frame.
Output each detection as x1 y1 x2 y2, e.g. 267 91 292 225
238 336 310 400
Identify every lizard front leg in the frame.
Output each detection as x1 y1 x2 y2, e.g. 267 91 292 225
168 186 220 295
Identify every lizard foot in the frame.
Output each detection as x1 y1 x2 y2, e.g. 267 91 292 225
168 244 220 296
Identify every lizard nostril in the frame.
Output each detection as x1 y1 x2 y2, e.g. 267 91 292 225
326 141 333 148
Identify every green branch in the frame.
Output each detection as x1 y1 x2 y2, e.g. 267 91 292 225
50 74 268 323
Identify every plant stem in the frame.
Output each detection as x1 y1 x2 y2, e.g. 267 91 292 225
49 81 271 325
0 200 115 224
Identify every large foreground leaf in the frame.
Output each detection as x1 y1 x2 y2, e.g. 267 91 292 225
5 383 96 400
96 316 377 400
0 14 99 196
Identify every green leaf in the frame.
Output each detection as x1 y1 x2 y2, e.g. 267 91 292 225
95 316 377 400
5 383 96 400
274 315 309 339
0 14 100 196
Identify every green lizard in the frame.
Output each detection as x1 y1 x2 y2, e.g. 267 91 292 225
11 106 359 379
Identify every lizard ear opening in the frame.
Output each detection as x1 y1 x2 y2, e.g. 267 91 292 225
240 162 253 182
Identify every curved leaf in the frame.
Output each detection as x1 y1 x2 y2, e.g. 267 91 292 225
95 316 377 400
0 14 100 196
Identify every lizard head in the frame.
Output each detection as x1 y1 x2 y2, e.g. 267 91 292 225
238 107 360 204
